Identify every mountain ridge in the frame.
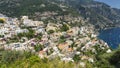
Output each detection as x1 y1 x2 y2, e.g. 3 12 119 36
61 0 120 29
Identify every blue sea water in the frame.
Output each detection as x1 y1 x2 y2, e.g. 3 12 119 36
98 27 120 49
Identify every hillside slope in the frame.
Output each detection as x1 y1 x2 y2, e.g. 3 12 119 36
0 0 120 29
62 0 120 29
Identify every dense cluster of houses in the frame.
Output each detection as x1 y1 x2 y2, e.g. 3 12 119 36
0 14 111 67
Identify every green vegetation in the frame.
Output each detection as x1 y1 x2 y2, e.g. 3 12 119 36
7 29 42 43
0 0 80 21
0 19 5 23
0 50 76 68
47 30 55 34
17 28 43 40
73 55 80 63
8 36 19 43
60 36 65 39
109 47 120 68
59 36 66 43
6 28 35 43
34 44 44 52
60 24 69 31
58 39 66 43
0 0 62 17
36 34 42 40
0 35 4 38
1 47 120 68
17 28 35 39
0 51 34 66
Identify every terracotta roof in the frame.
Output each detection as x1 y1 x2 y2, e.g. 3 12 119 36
68 48 73 52
58 42 69 50
39 50 45 55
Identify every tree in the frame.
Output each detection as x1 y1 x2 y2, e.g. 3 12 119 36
61 24 69 31
0 19 5 23
109 47 120 68
73 55 80 63
47 30 54 34
34 44 44 52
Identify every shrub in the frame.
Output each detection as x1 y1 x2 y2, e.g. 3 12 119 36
17 28 35 39
73 55 80 63
34 44 44 52
109 47 120 68
47 30 54 34
0 18 5 23
61 24 69 31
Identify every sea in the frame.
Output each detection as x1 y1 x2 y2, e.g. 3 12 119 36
98 27 120 49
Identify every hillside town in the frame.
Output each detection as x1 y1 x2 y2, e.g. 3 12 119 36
0 14 111 67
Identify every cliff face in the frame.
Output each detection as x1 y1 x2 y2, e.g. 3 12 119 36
62 0 120 29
